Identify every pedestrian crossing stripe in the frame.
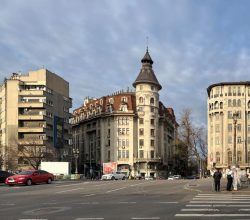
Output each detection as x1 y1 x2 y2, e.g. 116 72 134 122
175 193 250 217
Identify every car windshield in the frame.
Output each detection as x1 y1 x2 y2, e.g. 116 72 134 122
18 171 33 175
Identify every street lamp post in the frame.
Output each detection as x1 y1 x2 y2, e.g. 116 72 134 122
73 147 79 174
233 112 239 166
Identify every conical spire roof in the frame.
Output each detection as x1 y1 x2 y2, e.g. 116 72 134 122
133 48 162 90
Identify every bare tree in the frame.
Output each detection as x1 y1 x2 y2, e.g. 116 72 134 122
178 108 208 175
18 144 54 169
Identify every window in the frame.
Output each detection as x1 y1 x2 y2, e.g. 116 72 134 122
228 100 232 107
126 150 129 158
228 151 232 164
228 136 232 144
139 150 144 158
150 129 155 136
151 86 155 91
233 99 236 107
150 150 154 159
118 150 121 159
151 107 154 113
237 136 242 144
248 136 250 144
151 119 155 125
139 97 143 103
150 98 154 105
237 124 241 132
237 151 242 162
150 139 154 147
228 111 232 119
139 128 144 136
220 102 223 109
139 139 144 147
216 152 220 163
228 87 232 96
215 113 219 120
248 125 250 133
139 118 144 124
228 124 232 132
237 99 241 107
248 151 250 163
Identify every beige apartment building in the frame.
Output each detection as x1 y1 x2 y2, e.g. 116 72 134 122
71 49 178 178
0 69 72 170
207 82 250 172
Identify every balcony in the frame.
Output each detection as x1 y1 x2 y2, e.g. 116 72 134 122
18 127 46 133
19 114 45 120
18 101 46 108
19 90 46 96
18 139 46 145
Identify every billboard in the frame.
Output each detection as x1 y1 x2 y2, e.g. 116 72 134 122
53 116 64 148
103 162 117 174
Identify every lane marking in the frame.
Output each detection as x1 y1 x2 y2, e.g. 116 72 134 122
0 203 15 206
55 187 84 194
82 194 96 197
55 182 88 188
155 202 178 204
131 218 160 220
181 208 219 212
75 218 104 220
190 201 250 204
117 202 136 204
75 202 99 205
193 198 250 201
175 214 250 217
106 187 127 193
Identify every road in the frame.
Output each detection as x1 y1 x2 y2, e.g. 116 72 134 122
0 178 250 220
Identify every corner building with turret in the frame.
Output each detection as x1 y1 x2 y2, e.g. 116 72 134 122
71 49 178 178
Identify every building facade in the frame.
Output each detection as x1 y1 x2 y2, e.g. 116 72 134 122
0 69 72 170
207 82 250 171
71 49 178 178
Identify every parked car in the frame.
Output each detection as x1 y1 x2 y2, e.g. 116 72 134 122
168 175 174 180
0 170 13 183
5 170 54 186
168 175 181 180
101 172 126 180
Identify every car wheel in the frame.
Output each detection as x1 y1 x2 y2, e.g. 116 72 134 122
122 176 126 180
47 178 52 184
111 176 115 180
26 179 32 186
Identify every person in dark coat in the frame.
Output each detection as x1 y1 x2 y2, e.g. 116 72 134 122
213 168 222 192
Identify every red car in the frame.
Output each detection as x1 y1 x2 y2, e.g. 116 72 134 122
5 170 54 186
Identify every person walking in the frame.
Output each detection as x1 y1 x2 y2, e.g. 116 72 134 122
226 166 233 191
213 168 222 192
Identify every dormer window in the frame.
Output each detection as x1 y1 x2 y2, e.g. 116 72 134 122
121 97 127 103
109 98 114 104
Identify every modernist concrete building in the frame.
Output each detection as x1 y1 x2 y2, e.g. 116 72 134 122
0 69 72 170
207 82 250 171
71 49 178 178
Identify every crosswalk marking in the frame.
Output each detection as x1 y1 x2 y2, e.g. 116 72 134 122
175 193 250 217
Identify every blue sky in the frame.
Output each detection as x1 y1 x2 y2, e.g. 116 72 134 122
1 0 250 127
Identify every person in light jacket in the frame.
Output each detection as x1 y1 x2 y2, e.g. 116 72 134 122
226 166 233 191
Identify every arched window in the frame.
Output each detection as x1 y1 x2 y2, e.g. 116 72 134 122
150 97 154 105
216 152 220 163
248 101 250 108
139 97 143 104
228 151 232 164
237 99 241 107
220 102 223 109
233 99 236 107
214 101 219 109
237 151 242 162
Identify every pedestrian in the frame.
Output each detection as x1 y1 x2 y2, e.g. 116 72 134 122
226 166 233 191
213 168 222 192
